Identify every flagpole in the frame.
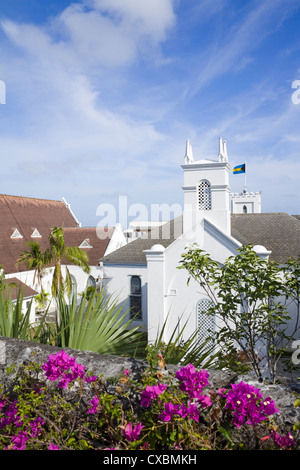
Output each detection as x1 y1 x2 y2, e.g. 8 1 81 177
244 161 247 193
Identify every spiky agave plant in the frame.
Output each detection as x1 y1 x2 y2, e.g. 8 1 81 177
52 287 144 356
0 285 49 342
146 313 221 370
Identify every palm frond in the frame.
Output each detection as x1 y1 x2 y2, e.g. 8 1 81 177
149 313 220 369
65 246 90 274
54 288 143 356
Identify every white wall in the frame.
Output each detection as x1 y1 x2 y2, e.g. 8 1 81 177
5 264 103 323
230 191 261 214
104 223 127 255
154 220 241 344
102 264 148 333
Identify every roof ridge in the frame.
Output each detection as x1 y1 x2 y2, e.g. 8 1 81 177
0 194 62 203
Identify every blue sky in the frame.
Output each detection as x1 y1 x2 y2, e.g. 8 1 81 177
0 0 300 227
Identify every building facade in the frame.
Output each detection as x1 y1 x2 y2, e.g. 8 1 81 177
101 138 300 345
0 195 126 322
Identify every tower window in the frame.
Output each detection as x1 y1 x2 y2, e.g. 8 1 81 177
130 276 142 320
198 180 212 210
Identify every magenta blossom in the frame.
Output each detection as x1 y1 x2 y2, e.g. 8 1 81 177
121 422 144 441
269 430 296 448
222 381 279 428
158 401 201 423
175 364 210 399
9 431 29 450
42 350 94 388
197 394 212 408
158 403 184 422
140 383 167 407
87 395 100 414
27 417 44 437
186 402 199 422
48 443 60 450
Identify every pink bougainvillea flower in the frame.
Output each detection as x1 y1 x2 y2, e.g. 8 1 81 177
158 402 182 422
140 383 167 407
9 431 29 450
121 422 144 441
186 402 200 422
87 395 100 414
197 394 212 408
27 417 44 438
42 350 90 388
269 430 296 448
84 375 98 383
48 443 60 450
175 364 210 399
223 381 279 428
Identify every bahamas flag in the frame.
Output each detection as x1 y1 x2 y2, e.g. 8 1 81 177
233 163 246 174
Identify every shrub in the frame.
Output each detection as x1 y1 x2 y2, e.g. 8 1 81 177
0 351 298 450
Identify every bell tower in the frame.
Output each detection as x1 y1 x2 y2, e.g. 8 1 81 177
182 137 232 236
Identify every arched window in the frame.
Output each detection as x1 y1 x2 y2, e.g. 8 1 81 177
243 205 247 214
198 180 212 210
130 276 142 320
86 275 96 289
197 298 215 349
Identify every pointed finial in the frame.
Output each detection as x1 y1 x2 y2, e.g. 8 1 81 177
223 140 228 162
218 136 224 162
184 139 194 164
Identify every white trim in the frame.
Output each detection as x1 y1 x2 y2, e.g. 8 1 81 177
31 228 42 238
11 228 23 239
79 239 93 249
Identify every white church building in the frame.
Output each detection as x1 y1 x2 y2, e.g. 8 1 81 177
100 138 300 345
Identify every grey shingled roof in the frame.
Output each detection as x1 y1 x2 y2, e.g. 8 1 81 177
101 212 300 266
101 216 183 265
231 213 300 264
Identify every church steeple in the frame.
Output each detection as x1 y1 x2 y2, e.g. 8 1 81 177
182 137 231 236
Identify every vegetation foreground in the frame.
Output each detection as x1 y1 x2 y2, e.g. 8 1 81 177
0 349 299 451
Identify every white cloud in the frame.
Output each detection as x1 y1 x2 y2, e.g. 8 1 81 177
0 0 300 225
88 0 176 42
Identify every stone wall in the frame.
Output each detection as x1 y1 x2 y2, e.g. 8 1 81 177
0 336 300 436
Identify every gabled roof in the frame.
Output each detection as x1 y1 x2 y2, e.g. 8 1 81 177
0 195 79 273
231 213 300 264
101 216 183 265
63 227 114 266
3 277 38 300
101 212 300 266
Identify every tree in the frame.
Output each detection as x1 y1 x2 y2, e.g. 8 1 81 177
178 244 299 382
47 227 90 298
17 241 47 290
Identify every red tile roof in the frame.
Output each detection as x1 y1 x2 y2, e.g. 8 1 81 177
3 277 38 300
0 195 79 273
63 227 114 266
0 194 115 274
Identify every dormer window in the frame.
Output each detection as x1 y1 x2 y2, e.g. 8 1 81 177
79 239 93 249
11 228 23 239
31 228 42 238
198 180 212 210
